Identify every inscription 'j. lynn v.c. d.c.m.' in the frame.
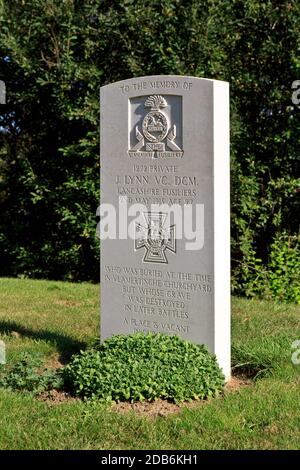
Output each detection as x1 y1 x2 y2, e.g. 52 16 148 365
128 95 183 159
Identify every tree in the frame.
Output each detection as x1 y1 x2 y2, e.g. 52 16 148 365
0 0 299 300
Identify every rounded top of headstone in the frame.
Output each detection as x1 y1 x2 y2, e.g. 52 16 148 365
100 75 229 90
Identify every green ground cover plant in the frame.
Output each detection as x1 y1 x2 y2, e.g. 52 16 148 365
63 333 224 402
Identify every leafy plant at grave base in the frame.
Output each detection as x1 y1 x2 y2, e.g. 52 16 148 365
0 352 63 394
63 333 225 403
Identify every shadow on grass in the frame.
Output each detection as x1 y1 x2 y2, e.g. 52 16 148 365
0 320 85 363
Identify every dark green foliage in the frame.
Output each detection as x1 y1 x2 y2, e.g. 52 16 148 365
63 333 225 402
0 0 100 281
267 233 300 303
0 352 63 394
0 0 299 299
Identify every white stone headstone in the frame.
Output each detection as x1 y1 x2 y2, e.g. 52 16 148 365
100 76 230 379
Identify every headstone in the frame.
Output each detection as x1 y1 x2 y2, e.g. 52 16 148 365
100 76 230 379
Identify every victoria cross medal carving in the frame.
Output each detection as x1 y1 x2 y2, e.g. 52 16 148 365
135 212 176 264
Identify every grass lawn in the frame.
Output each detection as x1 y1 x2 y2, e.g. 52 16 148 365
0 277 299 450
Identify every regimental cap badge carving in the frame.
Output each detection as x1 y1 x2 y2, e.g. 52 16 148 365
129 95 183 159
142 95 168 143
135 212 176 264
